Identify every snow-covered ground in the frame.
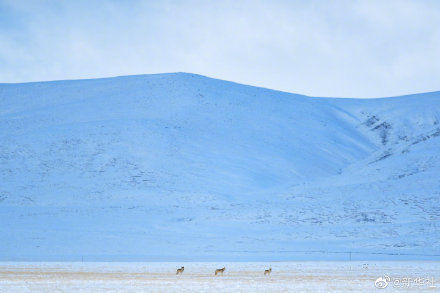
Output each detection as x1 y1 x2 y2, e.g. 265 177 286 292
1 262 439 292
0 73 439 261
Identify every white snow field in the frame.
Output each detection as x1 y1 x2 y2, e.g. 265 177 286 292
0 262 439 292
0 73 439 261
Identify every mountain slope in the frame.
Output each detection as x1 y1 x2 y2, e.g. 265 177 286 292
0 73 439 260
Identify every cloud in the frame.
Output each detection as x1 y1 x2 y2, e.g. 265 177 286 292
0 0 439 98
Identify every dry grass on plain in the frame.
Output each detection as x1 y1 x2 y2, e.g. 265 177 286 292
0 262 439 292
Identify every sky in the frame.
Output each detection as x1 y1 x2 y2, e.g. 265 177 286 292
0 0 439 98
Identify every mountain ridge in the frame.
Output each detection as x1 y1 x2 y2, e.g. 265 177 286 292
2 71 439 100
0 73 439 260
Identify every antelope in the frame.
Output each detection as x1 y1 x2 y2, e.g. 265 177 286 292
176 266 184 275
215 267 225 276
264 267 272 276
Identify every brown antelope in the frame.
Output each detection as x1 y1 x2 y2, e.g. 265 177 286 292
215 267 225 276
264 267 272 276
176 266 184 275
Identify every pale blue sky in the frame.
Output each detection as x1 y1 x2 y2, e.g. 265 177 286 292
0 0 439 97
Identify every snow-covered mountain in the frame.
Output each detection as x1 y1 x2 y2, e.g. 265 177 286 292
1 73 439 260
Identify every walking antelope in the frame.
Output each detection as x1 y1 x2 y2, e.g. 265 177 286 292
215 267 225 276
176 266 184 275
264 267 272 275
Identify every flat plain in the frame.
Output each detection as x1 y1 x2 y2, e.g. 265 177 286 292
0 261 439 292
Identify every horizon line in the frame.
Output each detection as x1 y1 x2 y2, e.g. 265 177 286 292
1 72 439 100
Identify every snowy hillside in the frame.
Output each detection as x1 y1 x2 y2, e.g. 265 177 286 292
0 73 439 260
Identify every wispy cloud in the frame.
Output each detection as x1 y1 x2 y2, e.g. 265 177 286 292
0 0 439 97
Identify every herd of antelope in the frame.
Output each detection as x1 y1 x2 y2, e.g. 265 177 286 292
176 266 272 276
